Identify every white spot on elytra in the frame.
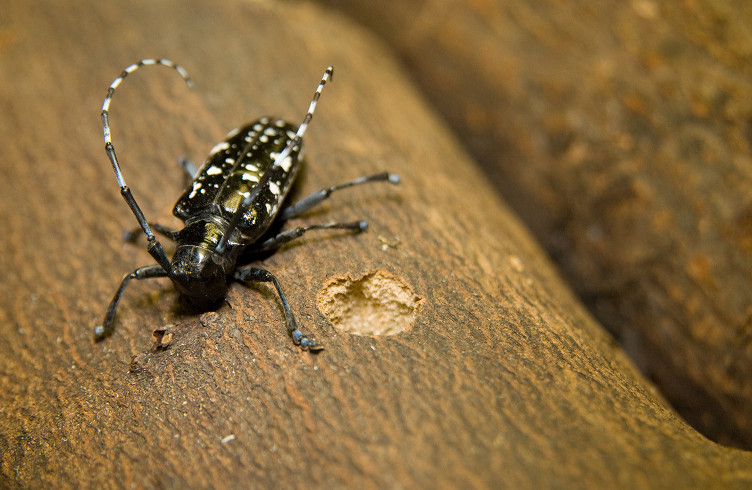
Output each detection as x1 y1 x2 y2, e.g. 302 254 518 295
265 203 271 213
206 166 222 175
238 191 250 198
226 127 241 138
189 182 202 198
268 181 280 195
259 135 269 143
242 173 258 182
210 142 229 155
225 157 235 164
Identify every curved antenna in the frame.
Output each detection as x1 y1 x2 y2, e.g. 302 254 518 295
214 66 334 257
100 59 193 272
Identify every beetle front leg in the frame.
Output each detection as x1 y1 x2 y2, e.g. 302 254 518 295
94 264 169 341
234 267 323 351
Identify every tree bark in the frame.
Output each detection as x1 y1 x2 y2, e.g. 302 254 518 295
315 0 752 449
1 1 750 488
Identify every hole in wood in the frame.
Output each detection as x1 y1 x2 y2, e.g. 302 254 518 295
316 270 423 336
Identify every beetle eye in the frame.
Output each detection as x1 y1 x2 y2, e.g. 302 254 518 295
211 252 226 267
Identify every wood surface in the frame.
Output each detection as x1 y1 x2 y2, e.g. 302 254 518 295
1 1 751 488
315 0 752 449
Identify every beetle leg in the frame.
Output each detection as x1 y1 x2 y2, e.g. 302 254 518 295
94 264 170 341
280 172 400 220
249 221 367 253
178 157 198 179
124 223 181 243
234 267 323 351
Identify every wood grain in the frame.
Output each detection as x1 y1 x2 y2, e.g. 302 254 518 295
1 1 750 488
315 0 752 449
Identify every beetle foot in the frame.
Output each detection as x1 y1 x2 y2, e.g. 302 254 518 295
291 329 324 352
93 324 113 342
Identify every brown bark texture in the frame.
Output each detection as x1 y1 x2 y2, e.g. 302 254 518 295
1 1 751 488
315 0 752 449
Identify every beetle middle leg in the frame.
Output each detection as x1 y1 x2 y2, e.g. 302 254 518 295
249 221 367 253
234 267 323 351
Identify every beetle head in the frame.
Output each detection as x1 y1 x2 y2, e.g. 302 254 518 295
170 245 228 305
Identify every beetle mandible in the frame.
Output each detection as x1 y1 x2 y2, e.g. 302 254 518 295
95 58 400 351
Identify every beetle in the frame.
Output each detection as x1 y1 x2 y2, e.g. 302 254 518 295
94 58 400 351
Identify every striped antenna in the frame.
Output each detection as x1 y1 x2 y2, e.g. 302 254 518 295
214 66 334 256
100 59 193 272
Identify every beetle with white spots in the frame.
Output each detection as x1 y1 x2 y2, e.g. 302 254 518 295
95 58 400 351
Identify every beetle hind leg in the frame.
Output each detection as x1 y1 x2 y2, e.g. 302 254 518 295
178 157 199 179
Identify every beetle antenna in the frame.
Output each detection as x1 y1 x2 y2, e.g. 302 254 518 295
101 59 193 272
214 66 333 256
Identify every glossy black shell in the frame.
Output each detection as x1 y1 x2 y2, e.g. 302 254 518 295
173 117 302 243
